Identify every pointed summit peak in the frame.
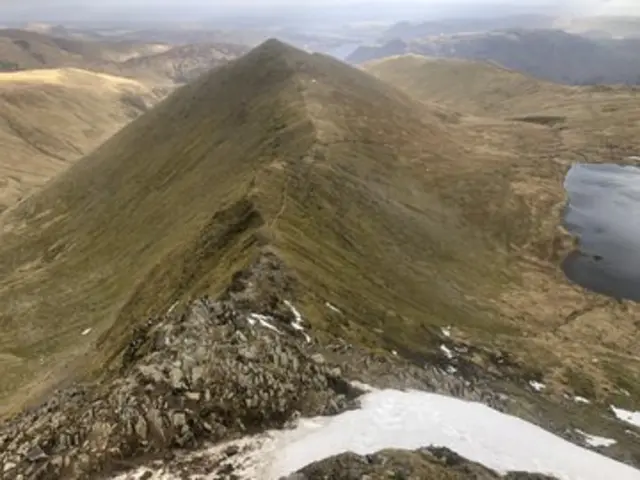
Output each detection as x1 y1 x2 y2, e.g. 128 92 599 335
256 37 294 51
241 37 307 64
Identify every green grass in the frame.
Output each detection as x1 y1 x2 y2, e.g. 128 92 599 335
2 39 640 420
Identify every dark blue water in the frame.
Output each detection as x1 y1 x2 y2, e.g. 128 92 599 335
562 163 640 301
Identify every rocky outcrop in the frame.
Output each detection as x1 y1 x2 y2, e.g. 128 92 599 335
0 253 362 479
284 446 558 479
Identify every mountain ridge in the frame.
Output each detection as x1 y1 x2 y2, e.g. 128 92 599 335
0 38 498 413
1 38 640 477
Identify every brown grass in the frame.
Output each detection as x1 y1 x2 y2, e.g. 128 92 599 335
0 67 167 212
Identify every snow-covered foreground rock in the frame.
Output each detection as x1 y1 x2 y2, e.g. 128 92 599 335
116 387 640 480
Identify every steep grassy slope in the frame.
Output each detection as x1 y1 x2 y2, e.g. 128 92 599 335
0 67 166 211
0 39 639 425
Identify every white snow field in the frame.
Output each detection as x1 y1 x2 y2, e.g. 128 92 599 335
115 387 640 480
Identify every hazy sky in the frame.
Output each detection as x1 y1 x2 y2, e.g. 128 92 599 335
1 0 639 23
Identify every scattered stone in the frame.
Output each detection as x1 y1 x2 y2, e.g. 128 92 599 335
224 445 240 457
290 447 559 479
25 445 47 462
0 253 362 479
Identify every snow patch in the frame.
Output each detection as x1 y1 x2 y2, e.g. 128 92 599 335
440 344 454 359
284 300 311 343
441 326 452 337
611 406 640 428
574 396 591 405
111 387 640 480
575 429 617 448
325 302 341 314
247 313 282 335
263 387 639 479
81 328 92 336
529 380 546 392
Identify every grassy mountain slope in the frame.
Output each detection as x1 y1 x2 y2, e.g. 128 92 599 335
0 67 166 211
363 54 569 115
0 28 131 70
348 29 640 85
1 39 639 434
363 54 640 120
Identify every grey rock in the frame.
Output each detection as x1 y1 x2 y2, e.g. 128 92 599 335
185 391 201 402
169 367 187 390
25 445 47 462
311 353 326 364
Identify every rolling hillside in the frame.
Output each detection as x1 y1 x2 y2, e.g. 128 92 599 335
362 54 640 120
1 39 640 477
0 28 247 85
0 28 170 70
0 67 166 211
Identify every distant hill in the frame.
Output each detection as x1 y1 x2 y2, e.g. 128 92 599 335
382 14 555 41
0 28 247 84
555 15 640 39
0 28 170 70
362 54 570 116
364 54 640 118
0 67 166 211
113 42 250 84
348 28 640 85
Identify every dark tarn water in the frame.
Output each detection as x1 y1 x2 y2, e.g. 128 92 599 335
562 162 640 301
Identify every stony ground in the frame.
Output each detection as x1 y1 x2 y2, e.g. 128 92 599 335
285 447 558 480
0 253 636 479
0 254 364 479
